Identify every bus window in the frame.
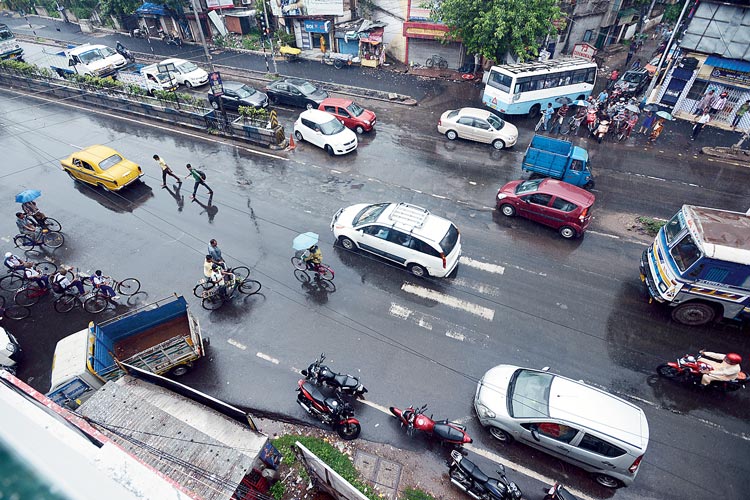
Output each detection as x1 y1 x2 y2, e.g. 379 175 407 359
544 75 558 89
515 76 536 93
572 69 587 84
488 71 512 93
585 68 597 84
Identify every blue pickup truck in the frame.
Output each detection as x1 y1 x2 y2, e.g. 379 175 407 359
521 135 593 189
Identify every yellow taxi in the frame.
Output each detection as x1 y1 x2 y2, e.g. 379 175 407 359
60 145 143 191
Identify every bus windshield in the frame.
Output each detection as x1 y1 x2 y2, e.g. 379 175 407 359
670 233 702 272
663 212 685 244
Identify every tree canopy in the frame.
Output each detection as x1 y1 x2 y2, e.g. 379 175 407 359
430 0 565 63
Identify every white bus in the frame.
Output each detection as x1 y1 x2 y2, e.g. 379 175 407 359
482 57 598 118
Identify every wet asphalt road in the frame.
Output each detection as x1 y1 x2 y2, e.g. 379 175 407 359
2 17 750 500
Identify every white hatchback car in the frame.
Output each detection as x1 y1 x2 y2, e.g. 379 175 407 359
474 365 649 489
437 107 518 150
294 109 358 156
159 58 208 87
330 202 461 277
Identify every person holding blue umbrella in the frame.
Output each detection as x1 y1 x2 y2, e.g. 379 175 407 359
16 189 46 226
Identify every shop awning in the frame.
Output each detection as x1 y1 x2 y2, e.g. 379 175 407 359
135 3 168 16
705 55 750 73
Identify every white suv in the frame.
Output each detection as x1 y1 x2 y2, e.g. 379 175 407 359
294 109 357 156
159 58 208 87
330 202 461 277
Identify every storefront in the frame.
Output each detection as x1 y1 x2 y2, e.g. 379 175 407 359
271 0 346 52
402 21 463 69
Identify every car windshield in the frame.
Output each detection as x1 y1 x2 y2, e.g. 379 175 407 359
515 179 543 194
319 117 345 135
487 114 505 130
354 203 388 225
235 85 257 98
0 29 12 41
297 81 319 95
78 49 104 64
508 369 553 418
663 211 685 244
177 61 198 73
98 154 123 170
623 72 642 83
670 233 702 273
101 46 116 57
156 72 171 84
346 102 364 117
440 224 460 255
447 110 459 119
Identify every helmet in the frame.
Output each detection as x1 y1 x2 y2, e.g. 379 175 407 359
4 252 11 258
726 353 742 365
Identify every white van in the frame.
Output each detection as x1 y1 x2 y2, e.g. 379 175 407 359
158 58 208 88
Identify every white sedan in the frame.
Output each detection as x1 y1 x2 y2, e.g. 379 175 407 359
294 109 358 156
437 107 518 150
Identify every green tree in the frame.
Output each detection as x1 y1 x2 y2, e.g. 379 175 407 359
99 0 143 20
431 0 565 63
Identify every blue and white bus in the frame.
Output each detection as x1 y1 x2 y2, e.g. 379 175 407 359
482 57 598 118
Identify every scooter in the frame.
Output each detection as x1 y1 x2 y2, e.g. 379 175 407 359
448 449 523 500
301 353 367 399
390 404 472 447
656 353 748 392
296 379 361 440
543 482 579 500
594 119 610 143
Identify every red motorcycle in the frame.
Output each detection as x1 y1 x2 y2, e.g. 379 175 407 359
297 379 361 439
389 404 472 447
656 354 748 392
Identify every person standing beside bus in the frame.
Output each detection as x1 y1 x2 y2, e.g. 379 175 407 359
543 103 555 131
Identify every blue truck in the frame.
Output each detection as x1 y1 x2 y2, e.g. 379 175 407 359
521 135 593 189
47 295 208 407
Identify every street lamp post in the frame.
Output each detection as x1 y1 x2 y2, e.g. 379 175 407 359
643 0 691 104
187 0 228 125
261 0 278 75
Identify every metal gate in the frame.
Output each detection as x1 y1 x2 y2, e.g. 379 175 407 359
408 38 463 69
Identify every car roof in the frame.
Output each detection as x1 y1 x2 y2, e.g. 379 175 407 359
222 81 247 90
74 145 119 163
285 78 310 86
378 203 452 243
454 107 494 119
300 109 338 123
160 58 188 65
539 179 595 206
321 97 353 107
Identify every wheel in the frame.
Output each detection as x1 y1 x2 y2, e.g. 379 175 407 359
202 294 224 310
295 130 303 141
317 266 334 281
339 236 356 251
325 145 335 156
671 302 716 326
15 284 43 307
230 266 250 281
239 279 262 295
169 364 191 377
291 257 307 270
500 204 516 217
489 427 513 443
594 474 623 489
407 263 428 278
34 261 58 274
656 364 680 379
84 294 109 314
42 218 62 232
269 94 279 104
425 57 434 68
0 274 24 292
184 81 193 88
584 180 595 190
54 294 79 313
528 104 541 119
355 125 365 134
559 226 577 239
66 170 77 181
294 269 311 283
43 232 64 248
336 421 361 440
445 130 458 140
333 59 344 69
211 100 220 110
4 305 30 320
116 278 141 296
492 139 506 150
14 235 34 250
193 280 215 298
438 59 448 70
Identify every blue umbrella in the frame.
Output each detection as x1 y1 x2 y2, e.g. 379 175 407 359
573 99 589 107
15 189 41 203
292 232 319 251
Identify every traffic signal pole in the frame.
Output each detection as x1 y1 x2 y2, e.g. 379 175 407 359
261 0 278 75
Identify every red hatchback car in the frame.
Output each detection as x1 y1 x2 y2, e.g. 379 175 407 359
496 178 595 239
319 98 376 134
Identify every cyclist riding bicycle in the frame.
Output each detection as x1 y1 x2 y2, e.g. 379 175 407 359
24 266 49 289
91 270 119 301
22 200 47 226
4 252 31 272
15 212 44 243
303 244 323 271
52 266 85 295
211 264 235 298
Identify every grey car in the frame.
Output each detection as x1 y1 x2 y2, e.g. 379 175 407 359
207 81 268 111
474 364 649 489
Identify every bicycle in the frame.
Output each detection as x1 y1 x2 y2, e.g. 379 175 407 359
291 256 334 281
14 230 64 251
0 260 57 292
201 273 261 311
193 265 250 297
14 281 50 307
52 270 92 313
81 276 141 313
0 295 30 320
425 54 448 70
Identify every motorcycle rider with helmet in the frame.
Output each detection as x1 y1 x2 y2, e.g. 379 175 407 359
699 351 742 386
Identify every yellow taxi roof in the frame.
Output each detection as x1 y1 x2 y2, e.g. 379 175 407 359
73 145 121 164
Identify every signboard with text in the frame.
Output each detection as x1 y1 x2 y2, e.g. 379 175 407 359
206 0 234 9
270 0 344 17
572 43 596 61
209 72 223 97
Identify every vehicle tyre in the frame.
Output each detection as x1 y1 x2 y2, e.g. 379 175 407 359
355 125 365 135
15 285 43 307
317 266 334 281
325 145 335 156
240 279 262 295
584 179 595 190
291 257 307 270
54 294 78 313
269 94 279 104
184 81 193 88
42 218 62 232
202 294 224 310
425 57 435 68
294 130 303 142
14 235 34 250
333 58 344 69
230 266 250 281
169 364 191 377
594 474 623 489
438 59 448 70
671 301 716 326
500 204 516 217
559 226 577 239
656 364 680 379
489 427 513 443
84 295 109 314
445 130 458 140
492 139 506 150
407 263 428 278
336 421 361 440
4 305 30 320
43 232 64 248
117 278 141 295
528 104 541 119
211 101 220 110
294 269 311 284
193 281 215 298
338 236 356 251
66 170 77 181
0 275 24 292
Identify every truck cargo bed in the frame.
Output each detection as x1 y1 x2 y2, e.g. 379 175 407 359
114 316 188 360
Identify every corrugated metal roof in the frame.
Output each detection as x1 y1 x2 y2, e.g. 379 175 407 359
705 55 750 72
680 2 750 62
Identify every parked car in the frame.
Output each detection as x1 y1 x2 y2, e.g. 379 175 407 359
319 97 376 134
208 81 268 111
474 364 649 488
60 145 143 191
265 78 328 108
159 58 208 87
294 109 358 156
614 68 650 96
495 178 594 239
437 107 518 150
330 202 462 278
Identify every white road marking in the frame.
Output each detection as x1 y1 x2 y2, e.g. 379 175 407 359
459 257 505 275
388 303 412 320
389 303 433 331
256 352 279 364
587 230 620 239
452 277 502 297
360 399 394 415
227 339 247 350
431 193 447 199
445 330 465 341
330 169 341 174
401 283 494 321
501 262 547 277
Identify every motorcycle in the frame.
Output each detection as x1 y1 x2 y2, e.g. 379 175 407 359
543 482 578 500
656 353 748 392
129 28 148 39
390 404 472 447
594 119 610 143
301 353 367 399
296 379 361 440
159 30 183 47
115 42 135 64
448 449 523 500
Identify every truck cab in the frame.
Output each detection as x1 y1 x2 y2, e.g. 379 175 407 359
522 135 593 189
68 44 128 77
